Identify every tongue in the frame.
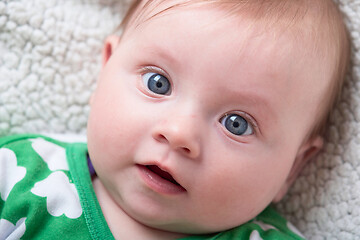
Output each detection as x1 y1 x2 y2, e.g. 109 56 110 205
147 165 179 185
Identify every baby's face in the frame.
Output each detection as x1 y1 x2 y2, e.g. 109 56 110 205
87 4 327 234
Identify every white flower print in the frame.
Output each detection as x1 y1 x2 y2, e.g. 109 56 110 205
0 148 26 201
252 220 277 231
0 218 26 240
31 171 82 219
30 138 69 171
249 230 263 240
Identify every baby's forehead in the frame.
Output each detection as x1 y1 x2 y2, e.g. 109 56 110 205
125 1 325 59
125 0 330 58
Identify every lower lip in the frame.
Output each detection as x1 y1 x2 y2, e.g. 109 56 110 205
136 164 186 195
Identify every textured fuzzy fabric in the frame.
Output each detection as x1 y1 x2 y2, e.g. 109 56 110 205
0 0 127 135
0 0 359 239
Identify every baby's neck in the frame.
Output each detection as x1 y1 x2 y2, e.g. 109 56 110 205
92 177 188 240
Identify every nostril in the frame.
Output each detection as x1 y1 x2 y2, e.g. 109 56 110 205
156 134 168 143
182 147 191 154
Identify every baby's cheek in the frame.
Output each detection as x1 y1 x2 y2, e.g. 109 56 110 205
186 182 257 231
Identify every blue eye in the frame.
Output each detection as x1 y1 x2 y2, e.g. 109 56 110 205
142 72 171 95
221 114 253 136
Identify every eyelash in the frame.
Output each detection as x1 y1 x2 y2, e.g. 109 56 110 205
139 66 170 80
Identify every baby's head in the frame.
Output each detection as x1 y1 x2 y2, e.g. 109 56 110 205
87 0 350 235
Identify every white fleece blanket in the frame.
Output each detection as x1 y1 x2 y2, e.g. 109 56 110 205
0 0 359 239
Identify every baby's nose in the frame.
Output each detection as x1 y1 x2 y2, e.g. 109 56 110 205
151 115 201 159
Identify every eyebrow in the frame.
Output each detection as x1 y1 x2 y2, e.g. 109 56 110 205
141 43 181 67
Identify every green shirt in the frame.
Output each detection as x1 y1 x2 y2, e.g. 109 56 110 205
0 134 305 240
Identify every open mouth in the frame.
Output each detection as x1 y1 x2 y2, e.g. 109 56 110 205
146 165 181 186
137 164 186 194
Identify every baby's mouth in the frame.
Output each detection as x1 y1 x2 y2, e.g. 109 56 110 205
136 164 186 194
146 165 181 186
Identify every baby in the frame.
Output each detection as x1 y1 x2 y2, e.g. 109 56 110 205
0 0 350 239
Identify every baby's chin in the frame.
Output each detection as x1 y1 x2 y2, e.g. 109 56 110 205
141 221 217 236
118 194 257 236
130 210 248 236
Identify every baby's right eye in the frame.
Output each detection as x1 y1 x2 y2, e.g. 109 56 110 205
142 72 171 95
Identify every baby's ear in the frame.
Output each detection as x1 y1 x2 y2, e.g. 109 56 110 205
272 136 323 203
90 35 121 105
102 35 121 67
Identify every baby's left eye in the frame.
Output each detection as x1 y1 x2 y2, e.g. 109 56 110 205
220 114 254 136
142 72 171 95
